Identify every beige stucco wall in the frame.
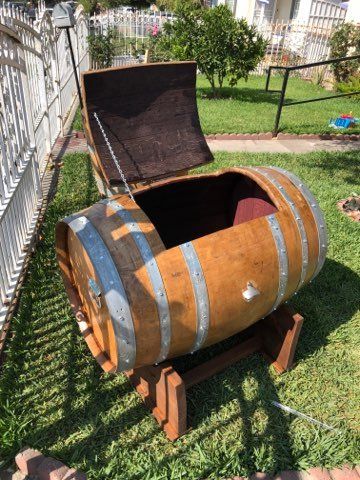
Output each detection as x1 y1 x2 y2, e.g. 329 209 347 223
345 0 360 23
234 0 256 22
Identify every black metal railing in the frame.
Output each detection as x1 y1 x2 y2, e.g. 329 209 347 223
265 54 360 136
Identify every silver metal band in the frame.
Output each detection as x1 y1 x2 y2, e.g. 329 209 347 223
267 214 289 313
179 241 210 353
102 199 171 364
67 215 136 371
269 167 328 280
248 167 309 289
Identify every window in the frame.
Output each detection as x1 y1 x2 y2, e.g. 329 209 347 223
253 0 276 25
290 0 301 19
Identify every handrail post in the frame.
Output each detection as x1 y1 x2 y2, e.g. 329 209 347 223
273 69 289 137
265 66 272 92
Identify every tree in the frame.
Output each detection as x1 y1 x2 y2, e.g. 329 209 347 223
79 0 151 14
156 0 205 11
330 23 360 83
88 29 116 68
157 4 266 96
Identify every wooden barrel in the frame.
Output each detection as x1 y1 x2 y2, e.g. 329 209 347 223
56 166 327 373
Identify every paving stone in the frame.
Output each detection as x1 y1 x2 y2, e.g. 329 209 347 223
274 472 303 479
62 468 87 480
234 133 255 140
259 132 273 139
215 134 240 140
250 473 273 479
11 472 27 480
37 458 69 480
329 465 360 480
15 448 45 475
304 467 331 479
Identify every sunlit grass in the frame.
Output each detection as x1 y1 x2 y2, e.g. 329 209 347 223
0 151 359 479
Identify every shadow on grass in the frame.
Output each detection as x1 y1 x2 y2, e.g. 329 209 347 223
1 152 359 478
197 86 287 106
291 258 360 360
311 150 360 185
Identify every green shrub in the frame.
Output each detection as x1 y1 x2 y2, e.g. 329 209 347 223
156 4 266 96
88 30 116 69
329 23 360 83
156 0 204 11
336 75 360 101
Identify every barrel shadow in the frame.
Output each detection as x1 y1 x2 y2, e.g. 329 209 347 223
34 244 358 477
3 140 358 478
286 258 360 361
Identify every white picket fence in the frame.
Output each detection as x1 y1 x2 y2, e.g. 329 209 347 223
89 8 339 78
0 1 89 333
256 21 337 78
89 9 174 66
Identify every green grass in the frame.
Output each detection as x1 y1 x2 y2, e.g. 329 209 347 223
72 74 360 135
196 75 360 135
0 151 359 479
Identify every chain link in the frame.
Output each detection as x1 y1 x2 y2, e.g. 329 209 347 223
93 112 135 202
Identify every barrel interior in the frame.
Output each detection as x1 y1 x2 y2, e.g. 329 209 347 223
134 172 278 249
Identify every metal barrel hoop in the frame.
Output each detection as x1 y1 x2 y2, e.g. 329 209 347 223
248 167 309 289
266 214 289 314
66 215 136 371
102 199 172 364
269 167 328 280
179 241 210 353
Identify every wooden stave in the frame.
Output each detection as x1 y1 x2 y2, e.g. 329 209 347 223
56 167 327 372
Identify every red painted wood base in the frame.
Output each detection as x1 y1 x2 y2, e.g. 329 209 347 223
125 305 303 441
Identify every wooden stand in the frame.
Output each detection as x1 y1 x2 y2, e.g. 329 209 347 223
125 305 303 441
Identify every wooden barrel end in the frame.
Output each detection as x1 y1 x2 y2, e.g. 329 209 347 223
55 219 117 374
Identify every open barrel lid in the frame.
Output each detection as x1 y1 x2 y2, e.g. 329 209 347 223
81 61 214 185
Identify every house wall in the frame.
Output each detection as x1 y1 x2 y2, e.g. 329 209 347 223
224 0 357 25
293 0 312 22
345 0 360 22
234 0 255 22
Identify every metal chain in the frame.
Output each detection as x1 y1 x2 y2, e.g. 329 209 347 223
93 112 135 202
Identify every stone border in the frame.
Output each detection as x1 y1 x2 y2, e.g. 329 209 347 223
14 448 86 480
73 130 360 141
228 465 360 479
205 133 360 141
7 448 359 480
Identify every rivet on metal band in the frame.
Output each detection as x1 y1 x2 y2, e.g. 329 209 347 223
179 241 210 353
268 167 328 280
66 215 136 372
248 167 309 289
267 214 289 313
101 199 171 364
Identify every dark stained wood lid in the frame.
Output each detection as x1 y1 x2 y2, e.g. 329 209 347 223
81 61 214 185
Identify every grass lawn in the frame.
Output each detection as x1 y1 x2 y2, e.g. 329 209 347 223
0 151 359 479
73 74 360 136
196 75 360 135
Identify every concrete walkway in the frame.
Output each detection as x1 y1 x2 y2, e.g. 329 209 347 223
71 131 360 154
207 138 360 153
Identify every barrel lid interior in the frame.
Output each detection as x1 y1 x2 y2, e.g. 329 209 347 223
82 61 214 185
